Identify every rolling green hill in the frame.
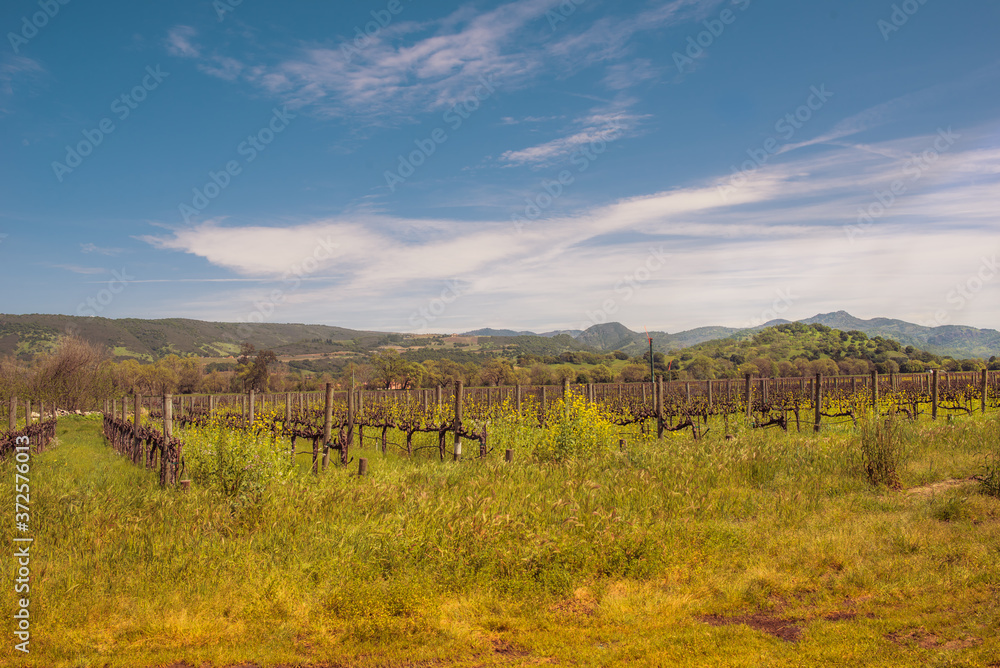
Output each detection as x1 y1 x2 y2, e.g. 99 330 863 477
2 310 997 367
0 314 384 360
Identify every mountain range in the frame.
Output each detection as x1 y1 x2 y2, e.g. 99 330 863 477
465 311 1000 359
1 311 997 362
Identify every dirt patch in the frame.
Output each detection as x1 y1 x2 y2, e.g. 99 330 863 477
823 611 858 622
491 638 529 657
700 612 802 643
906 478 978 497
549 587 598 617
886 626 981 650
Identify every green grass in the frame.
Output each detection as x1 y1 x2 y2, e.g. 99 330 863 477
1 414 999 666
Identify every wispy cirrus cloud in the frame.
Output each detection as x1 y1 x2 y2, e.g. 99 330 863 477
499 106 647 166
0 55 46 115
165 25 200 58
50 264 108 275
80 243 125 256
145 126 1000 331
171 0 725 120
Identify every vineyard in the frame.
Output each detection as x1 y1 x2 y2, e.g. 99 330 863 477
91 370 999 489
5 371 1000 666
1 398 58 460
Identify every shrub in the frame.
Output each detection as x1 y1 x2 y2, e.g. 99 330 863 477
533 396 618 461
858 412 904 490
181 424 292 499
976 419 1000 497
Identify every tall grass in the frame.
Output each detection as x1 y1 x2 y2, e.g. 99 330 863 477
857 411 906 490
1 414 998 667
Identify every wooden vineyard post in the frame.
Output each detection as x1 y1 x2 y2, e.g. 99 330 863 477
25 400 31 428
515 384 522 414
563 378 570 418
436 385 443 409
345 387 355 465
9 396 16 433
813 373 822 433
707 380 713 409
161 394 172 487
656 376 664 439
932 369 939 420
540 387 547 425
133 394 142 465
453 381 464 462
358 458 368 476
871 370 879 413
744 374 752 422
285 393 292 423
982 369 988 414
249 389 255 425
321 382 333 472
685 382 691 405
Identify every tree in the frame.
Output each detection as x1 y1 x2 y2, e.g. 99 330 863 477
236 343 277 392
34 335 109 410
619 364 648 383
685 355 717 380
529 363 554 385
751 357 775 378
553 365 577 383
590 364 614 383
480 358 514 386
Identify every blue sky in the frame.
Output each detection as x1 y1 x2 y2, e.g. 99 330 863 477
1 0 998 334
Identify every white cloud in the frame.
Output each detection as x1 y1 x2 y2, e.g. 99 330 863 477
146 127 1000 332
0 55 46 115
165 25 200 58
184 0 723 120
50 264 107 275
80 243 125 256
500 106 647 166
